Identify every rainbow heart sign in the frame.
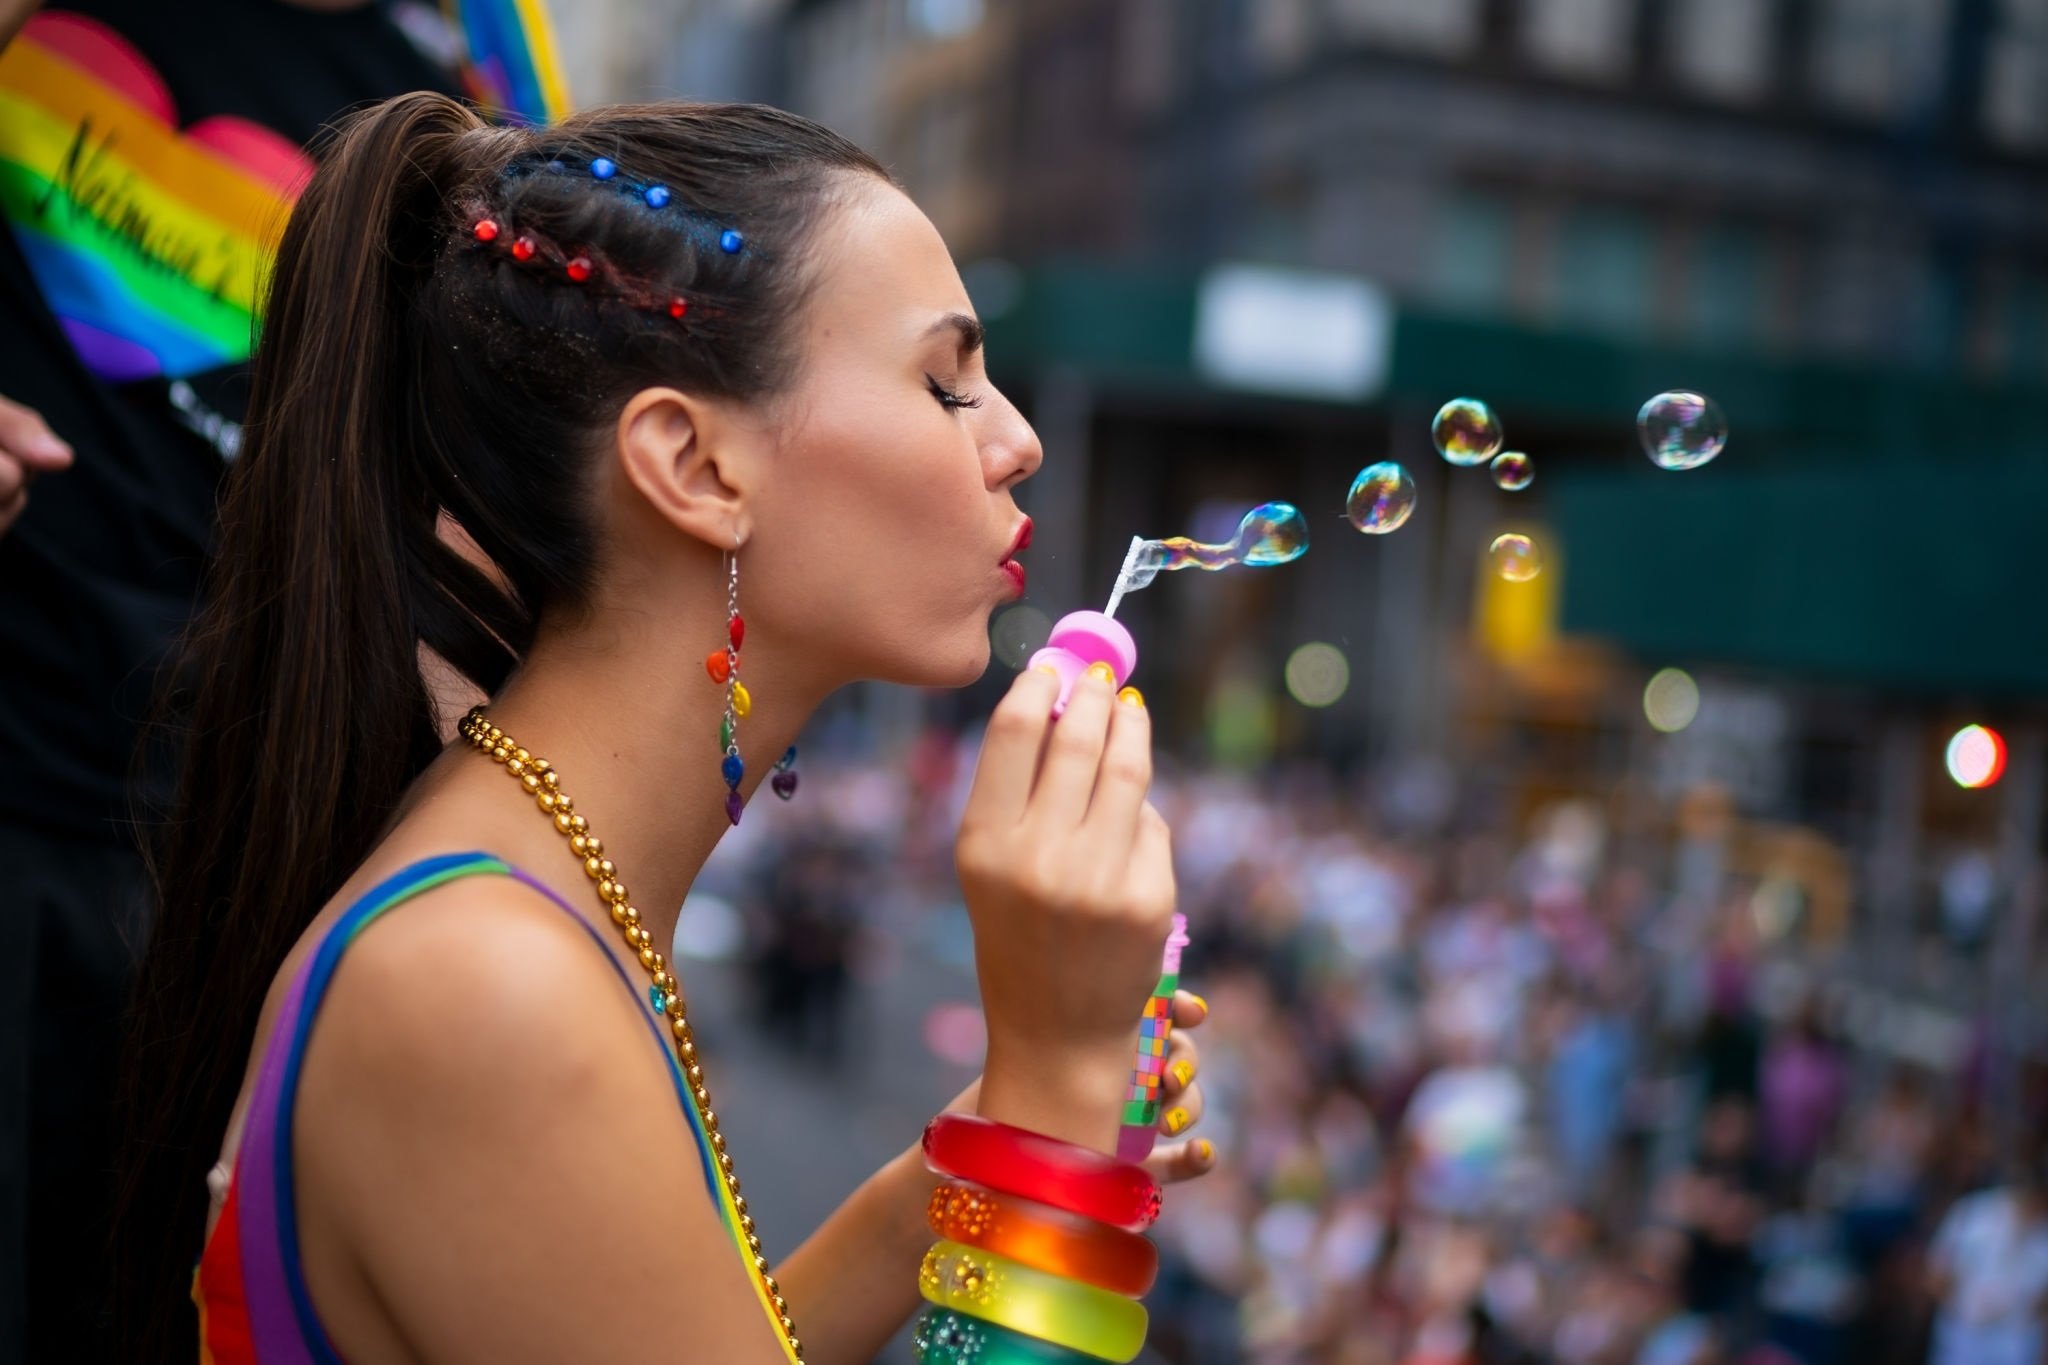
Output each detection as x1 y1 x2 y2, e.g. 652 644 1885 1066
0 11 315 382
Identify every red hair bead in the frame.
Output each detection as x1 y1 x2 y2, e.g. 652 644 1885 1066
565 256 593 283
669 296 689 320
472 218 500 242
729 615 745 649
511 236 536 262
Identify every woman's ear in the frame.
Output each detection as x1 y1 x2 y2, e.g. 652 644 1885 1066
614 386 756 548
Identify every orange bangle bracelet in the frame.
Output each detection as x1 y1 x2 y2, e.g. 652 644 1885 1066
927 1181 1159 1297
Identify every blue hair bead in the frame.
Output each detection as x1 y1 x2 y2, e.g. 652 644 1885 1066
545 158 565 174
591 157 617 181
721 753 745 788
645 184 671 209
720 229 744 254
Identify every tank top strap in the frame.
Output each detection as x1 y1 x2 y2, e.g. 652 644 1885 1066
225 852 607 1362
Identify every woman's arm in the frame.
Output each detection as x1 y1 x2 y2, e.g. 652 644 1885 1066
776 993 1214 1365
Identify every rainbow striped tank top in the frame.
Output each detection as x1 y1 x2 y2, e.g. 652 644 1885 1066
193 852 799 1362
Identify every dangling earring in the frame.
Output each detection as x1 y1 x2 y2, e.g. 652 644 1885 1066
710 547 749 825
771 744 799 800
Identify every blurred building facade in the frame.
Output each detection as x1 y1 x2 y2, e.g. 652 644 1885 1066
659 0 2048 1046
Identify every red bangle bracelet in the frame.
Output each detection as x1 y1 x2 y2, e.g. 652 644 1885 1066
921 1115 1162 1232
928 1181 1159 1297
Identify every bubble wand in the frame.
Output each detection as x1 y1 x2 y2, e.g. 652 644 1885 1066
1024 504 1307 1159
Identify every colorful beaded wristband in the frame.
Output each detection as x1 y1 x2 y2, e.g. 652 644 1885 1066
928 1182 1158 1297
922 1115 1162 1232
919 1240 1149 1363
914 1307 1102 1365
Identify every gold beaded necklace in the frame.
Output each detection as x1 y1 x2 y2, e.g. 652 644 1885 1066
460 706 804 1362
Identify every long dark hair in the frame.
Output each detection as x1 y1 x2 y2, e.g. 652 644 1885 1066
113 91 887 1356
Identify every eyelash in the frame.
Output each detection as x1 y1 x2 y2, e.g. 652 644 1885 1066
927 375 984 411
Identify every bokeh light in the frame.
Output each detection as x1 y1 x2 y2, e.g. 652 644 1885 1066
1432 397 1504 466
1643 667 1700 733
1487 532 1542 582
1285 642 1351 707
1637 390 1727 470
921 1002 987 1066
1945 724 2007 789
1345 462 1416 534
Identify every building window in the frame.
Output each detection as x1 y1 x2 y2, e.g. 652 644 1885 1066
1688 228 1766 348
1666 0 1774 103
1521 0 1637 81
1809 0 1951 120
1250 0 1316 72
1986 0 2048 148
1328 0 1484 57
1119 0 1177 114
1431 192 1515 314
908 0 982 40
1554 207 1657 337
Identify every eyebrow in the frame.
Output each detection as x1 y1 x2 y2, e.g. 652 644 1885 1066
925 311 985 357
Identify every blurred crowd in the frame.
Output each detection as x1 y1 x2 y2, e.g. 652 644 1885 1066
703 718 2048 1365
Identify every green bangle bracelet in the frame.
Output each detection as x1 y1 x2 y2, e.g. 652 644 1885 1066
914 1308 1103 1365
918 1240 1149 1363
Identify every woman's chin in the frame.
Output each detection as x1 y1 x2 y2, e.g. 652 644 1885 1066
875 635 991 690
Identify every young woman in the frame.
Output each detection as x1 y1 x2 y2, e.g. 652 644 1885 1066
113 93 1212 1361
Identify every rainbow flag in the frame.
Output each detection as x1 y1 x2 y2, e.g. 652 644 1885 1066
0 11 315 381
0 6 568 384
447 0 571 127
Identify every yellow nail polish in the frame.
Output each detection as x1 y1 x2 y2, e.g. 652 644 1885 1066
1194 1138 1215 1163
1086 661 1115 684
1171 1060 1194 1090
1188 993 1208 1018
1164 1106 1191 1136
1118 686 1145 708
1033 664 1059 677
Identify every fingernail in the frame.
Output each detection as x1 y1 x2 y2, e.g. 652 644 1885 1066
29 434 70 460
1085 661 1115 684
1164 1106 1191 1136
1033 664 1059 677
1118 686 1145 708
1171 1060 1194 1090
1189 993 1208 1018
1194 1138 1215 1164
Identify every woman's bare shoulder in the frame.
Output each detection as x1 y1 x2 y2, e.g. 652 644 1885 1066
288 871 788 1360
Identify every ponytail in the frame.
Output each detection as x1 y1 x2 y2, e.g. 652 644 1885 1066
110 90 890 1352
112 92 518 1355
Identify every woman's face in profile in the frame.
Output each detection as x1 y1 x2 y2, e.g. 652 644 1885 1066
744 176 1043 689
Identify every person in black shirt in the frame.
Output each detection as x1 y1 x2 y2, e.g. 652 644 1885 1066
0 2 549 1353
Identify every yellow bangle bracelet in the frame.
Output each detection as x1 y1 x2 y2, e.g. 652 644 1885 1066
918 1239 1149 1363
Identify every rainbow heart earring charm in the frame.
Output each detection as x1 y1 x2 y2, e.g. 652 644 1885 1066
715 550 747 825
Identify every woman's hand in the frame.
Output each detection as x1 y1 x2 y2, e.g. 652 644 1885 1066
955 666 1179 1150
941 990 1218 1184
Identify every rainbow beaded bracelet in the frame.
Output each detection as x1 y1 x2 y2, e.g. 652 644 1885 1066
928 1182 1158 1297
922 1115 1161 1232
918 1240 1149 1363
914 1307 1103 1365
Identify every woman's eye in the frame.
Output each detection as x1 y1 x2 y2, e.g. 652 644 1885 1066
926 375 984 411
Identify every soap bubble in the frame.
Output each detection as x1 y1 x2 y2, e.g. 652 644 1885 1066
1433 398 1504 466
1489 451 1533 491
1488 533 1542 582
1125 501 1310 591
1346 462 1417 534
1637 390 1727 470
988 604 1052 670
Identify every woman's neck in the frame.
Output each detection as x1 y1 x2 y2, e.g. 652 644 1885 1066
408 610 831 959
